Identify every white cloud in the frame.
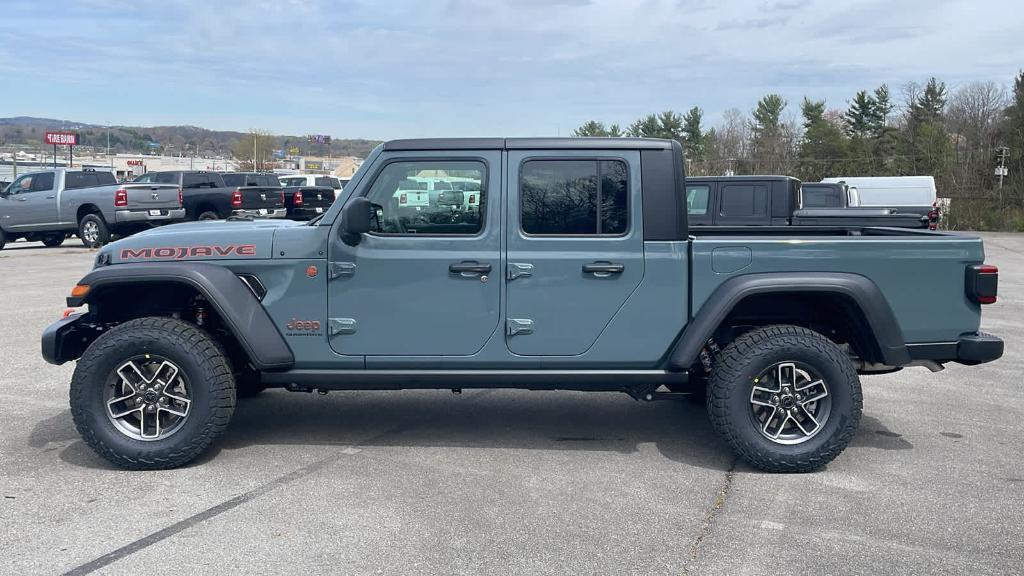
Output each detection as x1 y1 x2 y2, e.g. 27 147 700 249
4 0 1023 138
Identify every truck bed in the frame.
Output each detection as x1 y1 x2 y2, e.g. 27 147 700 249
689 228 984 344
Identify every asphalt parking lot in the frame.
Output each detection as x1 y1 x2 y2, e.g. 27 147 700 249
2 233 1022 575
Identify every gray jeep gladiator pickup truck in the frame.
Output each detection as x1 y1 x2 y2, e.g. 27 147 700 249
41 138 1003 472
0 168 184 249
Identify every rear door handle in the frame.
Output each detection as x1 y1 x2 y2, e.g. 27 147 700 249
46 195 56 199
582 262 624 276
449 261 492 276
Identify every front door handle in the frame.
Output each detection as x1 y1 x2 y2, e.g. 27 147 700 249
16 197 27 202
46 195 56 199
582 262 624 277
449 261 492 276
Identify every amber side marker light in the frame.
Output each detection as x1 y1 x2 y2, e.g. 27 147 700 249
70 284 90 298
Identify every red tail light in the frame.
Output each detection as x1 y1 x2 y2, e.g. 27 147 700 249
966 264 998 304
280 190 285 206
231 189 243 208
469 194 476 204
294 190 303 206
178 188 184 207
400 193 407 204
114 188 127 207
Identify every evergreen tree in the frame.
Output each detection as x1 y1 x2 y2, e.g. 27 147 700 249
844 90 878 138
681 106 706 161
749 94 789 172
911 77 948 126
572 121 611 137
873 84 893 129
798 98 848 181
627 114 661 138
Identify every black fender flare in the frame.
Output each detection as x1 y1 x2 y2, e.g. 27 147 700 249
66 262 294 370
667 272 910 370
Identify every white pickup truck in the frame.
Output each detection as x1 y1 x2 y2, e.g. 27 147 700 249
0 168 184 249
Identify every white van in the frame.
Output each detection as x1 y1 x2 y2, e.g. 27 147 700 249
821 176 936 209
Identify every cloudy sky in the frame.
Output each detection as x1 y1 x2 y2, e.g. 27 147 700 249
2 0 1021 139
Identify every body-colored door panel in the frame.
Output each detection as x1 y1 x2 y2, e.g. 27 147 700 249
327 151 503 357
505 150 644 356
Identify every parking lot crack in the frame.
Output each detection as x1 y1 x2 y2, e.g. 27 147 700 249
682 460 736 576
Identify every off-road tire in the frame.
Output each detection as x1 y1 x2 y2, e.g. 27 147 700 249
41 234 65 247
78 214 110 248
707 325 862 473
70 317 236 469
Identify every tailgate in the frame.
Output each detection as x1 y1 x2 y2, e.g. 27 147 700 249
239 187 283 209
123 184 181 210
298 186 335 208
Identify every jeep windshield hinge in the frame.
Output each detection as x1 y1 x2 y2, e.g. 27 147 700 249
328 318 357 336
329 262 357 280
507 262 534 281
506 318 534 336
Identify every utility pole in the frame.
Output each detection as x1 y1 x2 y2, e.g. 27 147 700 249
253 132 258 172
996 146 1010 189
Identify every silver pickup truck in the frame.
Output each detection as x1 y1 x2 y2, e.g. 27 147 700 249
0 168 185 249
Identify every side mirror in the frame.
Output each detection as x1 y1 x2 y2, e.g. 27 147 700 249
339 196 372 246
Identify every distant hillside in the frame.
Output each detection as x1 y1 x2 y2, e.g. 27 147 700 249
0 117 380 159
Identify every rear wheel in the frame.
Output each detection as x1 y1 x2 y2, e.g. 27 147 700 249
69 317 236 469
78 214 109 248
0 227 6 250
41 233 65 247
707 325 861 473
197 210 220 221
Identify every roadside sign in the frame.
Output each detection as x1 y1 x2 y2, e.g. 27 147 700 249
45 131 79 146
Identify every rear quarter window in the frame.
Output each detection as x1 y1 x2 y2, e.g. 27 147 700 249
719 184 768 218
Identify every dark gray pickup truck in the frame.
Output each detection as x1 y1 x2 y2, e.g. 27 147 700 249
134 171 286 220
42 138 1002 473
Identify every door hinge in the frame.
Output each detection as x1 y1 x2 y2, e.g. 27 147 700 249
506 318 534 337
328 318 357 336
507 262 534 281
329 262 357 280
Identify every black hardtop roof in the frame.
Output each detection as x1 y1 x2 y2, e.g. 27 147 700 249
383 137 675 151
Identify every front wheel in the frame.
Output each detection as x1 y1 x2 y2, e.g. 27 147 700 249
69 317 236 469
707 325 862 473
78 214 109 248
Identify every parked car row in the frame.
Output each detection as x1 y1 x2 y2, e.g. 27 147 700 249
0 168 350 249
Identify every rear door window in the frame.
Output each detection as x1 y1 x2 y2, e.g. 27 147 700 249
718 183 769 224
520 159 628 235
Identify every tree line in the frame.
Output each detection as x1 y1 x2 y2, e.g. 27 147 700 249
573 72 1024 230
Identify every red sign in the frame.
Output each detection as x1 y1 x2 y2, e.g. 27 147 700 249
45 131 79 146
126 159 144 166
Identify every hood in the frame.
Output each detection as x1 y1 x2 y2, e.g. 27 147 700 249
98 219 304 265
